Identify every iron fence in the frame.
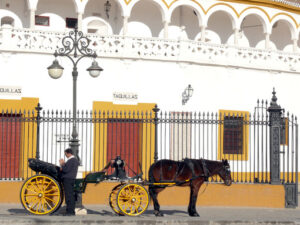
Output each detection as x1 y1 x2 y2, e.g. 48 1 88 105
0 100 297 186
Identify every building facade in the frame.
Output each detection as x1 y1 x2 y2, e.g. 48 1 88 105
0 0 299 208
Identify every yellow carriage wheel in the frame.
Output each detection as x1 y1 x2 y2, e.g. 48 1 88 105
20 174 62 215
117 183 149 216
109 184 124 216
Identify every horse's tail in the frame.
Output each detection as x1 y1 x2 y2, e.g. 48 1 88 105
148 161 157 183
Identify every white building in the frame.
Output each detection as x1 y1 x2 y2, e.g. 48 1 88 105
0 0 299 113
0 0 299 209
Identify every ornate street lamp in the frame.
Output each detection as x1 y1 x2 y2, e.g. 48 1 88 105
182 84 194 105
48 27 103 162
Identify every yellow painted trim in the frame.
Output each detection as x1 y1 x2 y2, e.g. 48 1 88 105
0 98 39 179
124 0 131 6
218 0 300 14
240 6 272 22
271 12 298 28
206 3 240 18
218 110 249 161
92 101 156 180
280 117 289 146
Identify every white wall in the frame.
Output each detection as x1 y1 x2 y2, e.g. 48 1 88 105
0 51 299 117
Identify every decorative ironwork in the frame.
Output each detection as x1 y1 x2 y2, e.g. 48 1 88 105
49 28 102 163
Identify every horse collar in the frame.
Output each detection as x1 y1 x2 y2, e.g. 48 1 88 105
200 159 210 181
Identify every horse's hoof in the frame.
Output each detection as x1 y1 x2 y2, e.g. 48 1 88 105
189 212 200 217
154 211 164 217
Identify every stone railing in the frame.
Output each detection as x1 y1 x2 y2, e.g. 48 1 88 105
1 27 300 73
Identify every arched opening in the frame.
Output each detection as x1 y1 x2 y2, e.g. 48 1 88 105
270 20 293 51
36 0 76 30
169 5 200 40
129 0 163 37
0 1 26 27
84 18 112 35
240 14 265 48
207 11 234 44
194 30 221 44
84 0 122 35
1 16 14 26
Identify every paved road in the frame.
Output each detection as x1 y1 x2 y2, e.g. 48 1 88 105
1 204 300 225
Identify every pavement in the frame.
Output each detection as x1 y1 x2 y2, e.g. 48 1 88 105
1 204 300 225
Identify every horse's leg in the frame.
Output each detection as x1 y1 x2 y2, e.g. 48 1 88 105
149 185 165 217
188 180 203 217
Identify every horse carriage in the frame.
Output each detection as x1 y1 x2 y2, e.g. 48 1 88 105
20 156 232 217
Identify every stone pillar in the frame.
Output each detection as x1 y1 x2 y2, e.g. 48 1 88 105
293 39 298 53
265 33 270 49
163 21 169 39
122 16 129 36
234 28 239 45
267 88 282 184
77 13 83 31
30 9 36 29
200 26 206 42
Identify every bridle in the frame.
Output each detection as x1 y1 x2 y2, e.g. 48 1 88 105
223 163 232 183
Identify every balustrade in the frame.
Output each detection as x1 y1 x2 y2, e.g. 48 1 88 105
0 27 299 73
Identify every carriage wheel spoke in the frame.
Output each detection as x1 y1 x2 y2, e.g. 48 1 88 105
43 181 52 192
44 196 56 203
45 194 59 196
44 187 57 193
44 198 52 209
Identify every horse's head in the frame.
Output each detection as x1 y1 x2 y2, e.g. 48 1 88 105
218 159 232 186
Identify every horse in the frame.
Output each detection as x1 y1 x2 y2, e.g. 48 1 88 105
148 158 232 217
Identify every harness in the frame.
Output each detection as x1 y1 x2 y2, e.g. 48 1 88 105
183 158 210 182
153 159 211 187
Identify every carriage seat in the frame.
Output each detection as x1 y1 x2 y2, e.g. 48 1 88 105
28 158 61 180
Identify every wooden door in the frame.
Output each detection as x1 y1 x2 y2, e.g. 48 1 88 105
107 119 141 177
0 115 21 179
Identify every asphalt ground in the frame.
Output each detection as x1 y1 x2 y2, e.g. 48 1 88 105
0 204 300 225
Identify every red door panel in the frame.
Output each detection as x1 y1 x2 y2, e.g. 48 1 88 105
107 119 140 177
0 115 21 179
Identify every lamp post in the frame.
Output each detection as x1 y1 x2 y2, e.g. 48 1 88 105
47 27 103 162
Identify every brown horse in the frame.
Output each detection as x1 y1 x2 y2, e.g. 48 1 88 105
148 158 232 217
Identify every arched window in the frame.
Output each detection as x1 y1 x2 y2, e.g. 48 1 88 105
1 16 14 26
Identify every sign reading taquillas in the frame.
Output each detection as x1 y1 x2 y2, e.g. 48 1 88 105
0 86 22 96
113 92 138 104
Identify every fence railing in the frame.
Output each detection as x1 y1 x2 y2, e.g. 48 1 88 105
0 101 297 185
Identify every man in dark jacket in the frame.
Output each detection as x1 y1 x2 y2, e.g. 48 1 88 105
59 148 79 216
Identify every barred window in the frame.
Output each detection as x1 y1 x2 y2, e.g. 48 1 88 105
66 18 77 28
35 15 49 26
223 116 243 155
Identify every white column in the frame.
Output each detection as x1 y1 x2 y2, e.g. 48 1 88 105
30 9 36 29
200 26 206 42
123 16 129 36
265 33 270 50
293 39 298 52
77 12 83 31
2 24 12 49
163 21 169 39
234 28 239 46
